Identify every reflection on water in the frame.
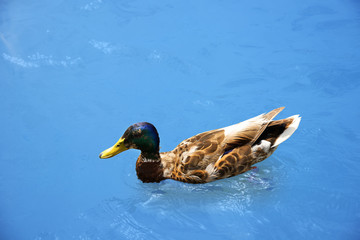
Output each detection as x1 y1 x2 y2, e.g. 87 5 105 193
2 52 81 68
67 167 278 239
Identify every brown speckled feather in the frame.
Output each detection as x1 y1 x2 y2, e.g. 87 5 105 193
159 107 301 183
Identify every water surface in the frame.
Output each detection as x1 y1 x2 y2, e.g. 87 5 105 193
1 0 360 239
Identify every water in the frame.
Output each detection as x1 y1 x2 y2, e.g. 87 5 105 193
1 0 360 239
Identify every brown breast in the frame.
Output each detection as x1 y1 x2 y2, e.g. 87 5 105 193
135 157 165 183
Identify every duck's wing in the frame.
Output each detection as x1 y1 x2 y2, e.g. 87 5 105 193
211 112 301 181
160 129 225 180
221 107 284 150
166 107 285 183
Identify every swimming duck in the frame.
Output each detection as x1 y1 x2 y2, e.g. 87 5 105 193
99 107 301 184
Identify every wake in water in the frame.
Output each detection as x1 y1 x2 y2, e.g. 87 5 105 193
55 166 280 240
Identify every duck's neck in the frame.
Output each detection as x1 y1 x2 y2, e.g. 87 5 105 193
135 151 165 183
140 151 161 162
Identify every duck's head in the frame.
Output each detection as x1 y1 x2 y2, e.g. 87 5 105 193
99 122 160 159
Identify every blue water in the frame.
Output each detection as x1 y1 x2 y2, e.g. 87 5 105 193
1 0 360 239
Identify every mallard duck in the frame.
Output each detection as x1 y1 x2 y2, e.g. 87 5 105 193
99 107 301 184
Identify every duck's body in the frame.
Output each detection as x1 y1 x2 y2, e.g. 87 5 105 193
100 107 301 184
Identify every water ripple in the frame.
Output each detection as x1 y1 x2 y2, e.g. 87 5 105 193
3 52 81 68
81 0 103 11
79 168 278 237
309 68 360 96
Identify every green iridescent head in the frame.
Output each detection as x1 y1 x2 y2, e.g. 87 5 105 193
99 122 160 159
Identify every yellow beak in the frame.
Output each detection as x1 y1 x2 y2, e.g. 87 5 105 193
99 138 128 159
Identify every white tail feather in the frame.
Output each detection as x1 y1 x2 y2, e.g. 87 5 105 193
272 115 301 147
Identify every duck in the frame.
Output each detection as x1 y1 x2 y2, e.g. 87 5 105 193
99 107 301 184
